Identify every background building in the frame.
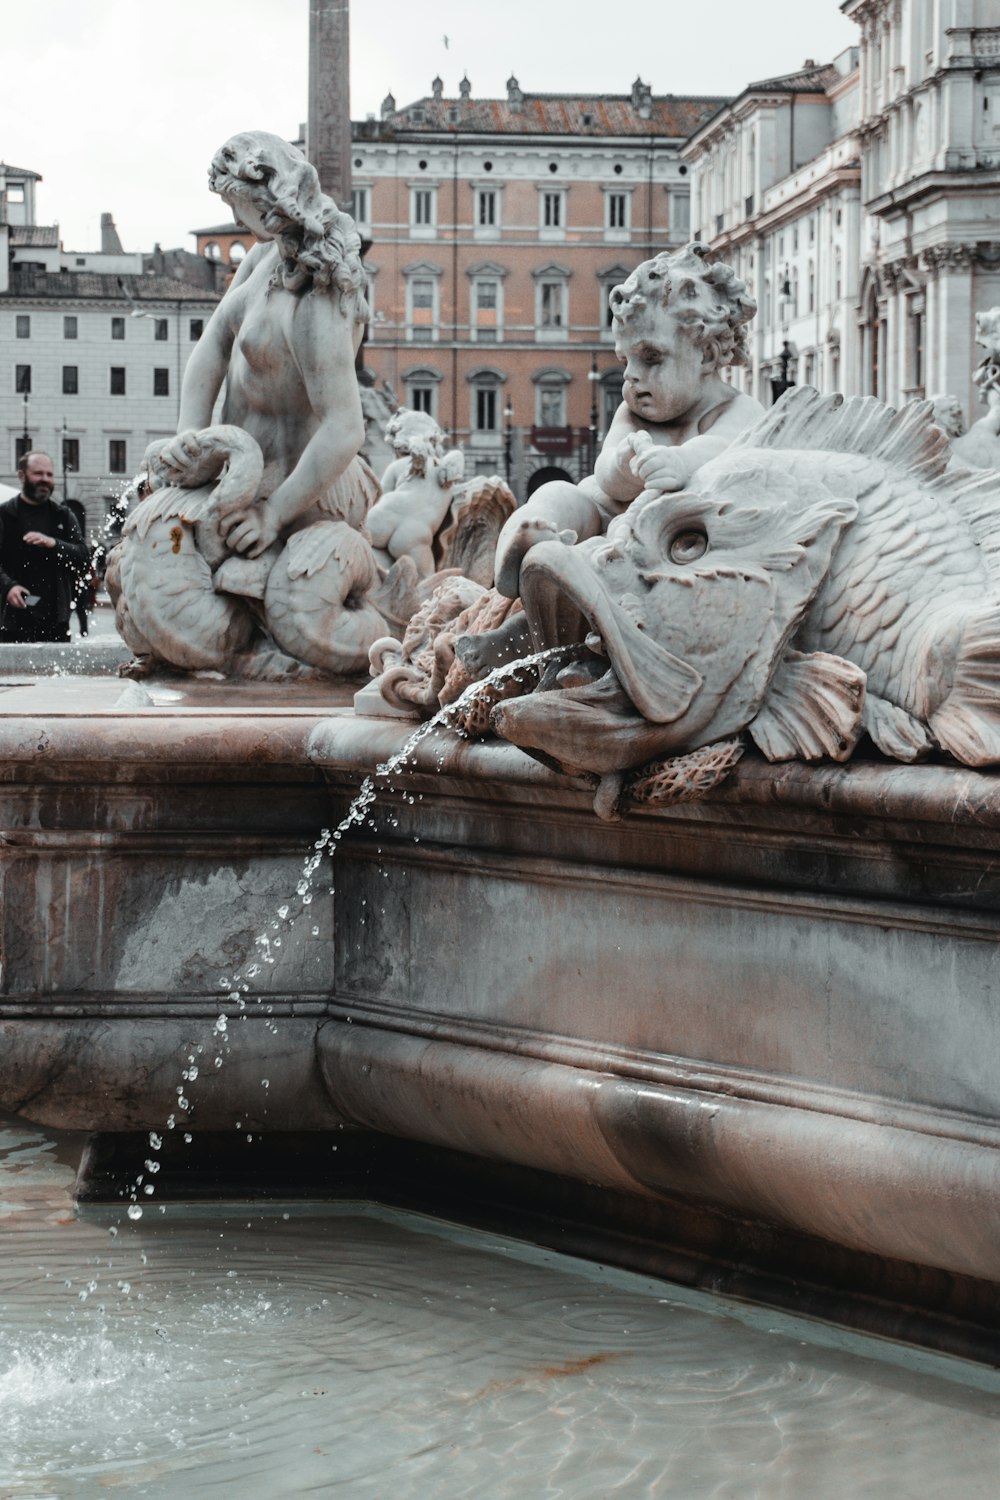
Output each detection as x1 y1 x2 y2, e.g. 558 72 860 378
1 162 218 537
684 0 1000 419
319 76 723 494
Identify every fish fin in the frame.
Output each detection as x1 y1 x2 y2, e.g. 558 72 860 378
861 694 934 761
749 649 866 762
935 467 1000 600
929 608 1000 764
733 387 950 483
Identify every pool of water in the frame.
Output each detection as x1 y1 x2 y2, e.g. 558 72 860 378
2 1114 998 1498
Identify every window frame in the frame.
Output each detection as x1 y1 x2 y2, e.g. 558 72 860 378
15 315 30 339
62 365 79 396
154 318 169 342
153 367 170 397
111 316 125 341
108 438 128 475
109 366 126 396
63 315 78 340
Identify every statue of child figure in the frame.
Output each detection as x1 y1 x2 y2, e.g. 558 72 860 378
495 243 762 600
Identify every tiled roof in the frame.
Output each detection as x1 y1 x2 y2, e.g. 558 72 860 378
360 93 728 140
0 162 42 180
686 62 840 144
745 62 840 93
9 225 59 247
1 268 218 302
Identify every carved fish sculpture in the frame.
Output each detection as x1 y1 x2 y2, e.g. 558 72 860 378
493 388 1000 780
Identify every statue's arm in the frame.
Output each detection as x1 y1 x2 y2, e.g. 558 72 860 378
175 248 262 430
593 402 644 503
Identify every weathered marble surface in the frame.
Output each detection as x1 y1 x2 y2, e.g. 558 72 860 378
2 680 1000 1310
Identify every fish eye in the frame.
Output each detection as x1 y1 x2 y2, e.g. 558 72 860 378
668 528 708 564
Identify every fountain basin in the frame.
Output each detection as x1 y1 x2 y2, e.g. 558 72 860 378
2 675 1000 1358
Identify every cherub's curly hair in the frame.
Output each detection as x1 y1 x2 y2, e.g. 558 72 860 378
610 243 756 371
209 131 369 322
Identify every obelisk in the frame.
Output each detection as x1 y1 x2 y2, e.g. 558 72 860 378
307 0 352 208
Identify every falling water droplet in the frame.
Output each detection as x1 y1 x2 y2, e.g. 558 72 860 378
127 1204 143 1221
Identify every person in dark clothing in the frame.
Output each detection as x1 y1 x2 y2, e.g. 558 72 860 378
0 452 90 643
66 498 95 636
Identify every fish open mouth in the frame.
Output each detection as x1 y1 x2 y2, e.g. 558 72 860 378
518 540 703 725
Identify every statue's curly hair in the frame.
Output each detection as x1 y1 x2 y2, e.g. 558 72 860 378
610 242 756 371
209 131 369 321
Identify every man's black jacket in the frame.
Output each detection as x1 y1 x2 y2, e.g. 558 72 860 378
0 495 90 624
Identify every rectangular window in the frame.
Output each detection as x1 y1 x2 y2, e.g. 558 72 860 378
15 434 32 465
475 387 497 431
15 315 30 339
350 187 370 224
607 193 628 229
153 367 170 396
110 366 126 395
540 282 564 329
154 318 169 341
190 319 204 341
7 184 24 204
413 189 434 226
410 386 434 415
111 316 125 340
478 190 497 227
109 439 127 474
63 315 78 340
15 364 31 394
62 365 78 395
62 437 79 473
412 280 434 310
543 192 562 228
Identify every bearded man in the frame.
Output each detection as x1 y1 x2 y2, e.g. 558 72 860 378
0 452 90 643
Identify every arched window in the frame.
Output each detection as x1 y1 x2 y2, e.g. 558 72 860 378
204 241 221 261
229 241 247 263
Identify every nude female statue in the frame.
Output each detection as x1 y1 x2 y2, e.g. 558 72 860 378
111 131 398 675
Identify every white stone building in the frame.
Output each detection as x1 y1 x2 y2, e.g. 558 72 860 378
683 1 1000 422
1 163 218 537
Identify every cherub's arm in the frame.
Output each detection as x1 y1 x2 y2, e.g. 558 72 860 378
224 293 364 557
593 401 645 503
630 391 765 494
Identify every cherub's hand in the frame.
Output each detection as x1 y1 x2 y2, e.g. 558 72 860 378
221 504 280 558
629 441 690 494
495 515 577 599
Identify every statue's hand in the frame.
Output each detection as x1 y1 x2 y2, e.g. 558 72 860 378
630 442 689 494
221 504 280 558
157 430 208 484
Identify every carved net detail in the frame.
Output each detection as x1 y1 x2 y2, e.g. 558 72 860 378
629 737 745 806
443 662 539 739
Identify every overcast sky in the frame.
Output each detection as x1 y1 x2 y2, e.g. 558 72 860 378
5 0 858 253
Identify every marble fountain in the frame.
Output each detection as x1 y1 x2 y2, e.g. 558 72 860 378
2 135 1000 1492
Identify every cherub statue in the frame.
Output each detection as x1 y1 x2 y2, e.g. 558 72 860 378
366 410 465 577
494 243 763 602
109 130 413 677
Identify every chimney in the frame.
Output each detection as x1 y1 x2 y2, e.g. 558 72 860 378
101 212 124 254
380 91 396 120
432 75 443 101
459 75 471 101
506 74 524 110
630 76 653 119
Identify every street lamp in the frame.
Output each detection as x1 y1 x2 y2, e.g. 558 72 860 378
770 268 797 405
588 354 601 470
504 397 514 486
